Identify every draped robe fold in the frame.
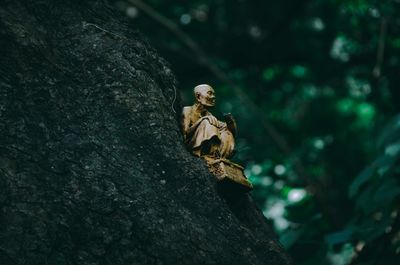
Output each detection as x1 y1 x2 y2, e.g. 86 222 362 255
182 106 234 158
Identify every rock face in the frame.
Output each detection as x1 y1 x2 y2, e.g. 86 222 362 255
0 1 291 264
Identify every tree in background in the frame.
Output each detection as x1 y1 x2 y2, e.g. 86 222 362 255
0 1 291 264
115 0 400 264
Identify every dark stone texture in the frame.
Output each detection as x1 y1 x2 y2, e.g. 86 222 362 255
0 1 291 264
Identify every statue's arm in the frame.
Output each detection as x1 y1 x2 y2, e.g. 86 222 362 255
182 107 205 138
182 107 192 139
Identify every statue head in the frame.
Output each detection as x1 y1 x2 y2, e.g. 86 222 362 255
194 84 215 107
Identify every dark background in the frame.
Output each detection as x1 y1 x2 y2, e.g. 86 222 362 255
112 1 399 264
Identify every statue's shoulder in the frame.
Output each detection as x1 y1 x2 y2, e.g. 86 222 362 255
182 106 193 115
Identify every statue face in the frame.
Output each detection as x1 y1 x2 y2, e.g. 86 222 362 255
196 85 216 107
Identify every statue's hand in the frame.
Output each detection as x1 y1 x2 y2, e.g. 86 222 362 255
203 115 219 126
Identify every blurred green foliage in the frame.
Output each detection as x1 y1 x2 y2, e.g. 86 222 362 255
113 0 399 264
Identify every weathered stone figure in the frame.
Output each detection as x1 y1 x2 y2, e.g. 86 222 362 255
182 84 237 158
182 84 252 191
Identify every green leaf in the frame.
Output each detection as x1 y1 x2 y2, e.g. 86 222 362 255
355 183 377 214
349 154 397 197
377 114 400 149
262 66 281 81
324 227 354 245
290 65 308 78
336 98 355 114
349 166 375 197
373 179 400 204
356 212 393 243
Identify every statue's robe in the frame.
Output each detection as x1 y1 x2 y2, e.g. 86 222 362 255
182 105 234 158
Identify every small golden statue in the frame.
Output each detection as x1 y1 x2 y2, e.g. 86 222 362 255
182 84 253 192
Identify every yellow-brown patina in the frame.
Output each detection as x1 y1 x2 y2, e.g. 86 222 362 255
182 84 252 192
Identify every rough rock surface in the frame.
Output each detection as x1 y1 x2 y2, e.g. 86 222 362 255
0 1 291 264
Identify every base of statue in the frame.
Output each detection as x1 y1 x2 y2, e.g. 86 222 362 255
203 157 253 192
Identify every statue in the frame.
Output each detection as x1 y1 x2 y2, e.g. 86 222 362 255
182 84 236 158
182 84 252 192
